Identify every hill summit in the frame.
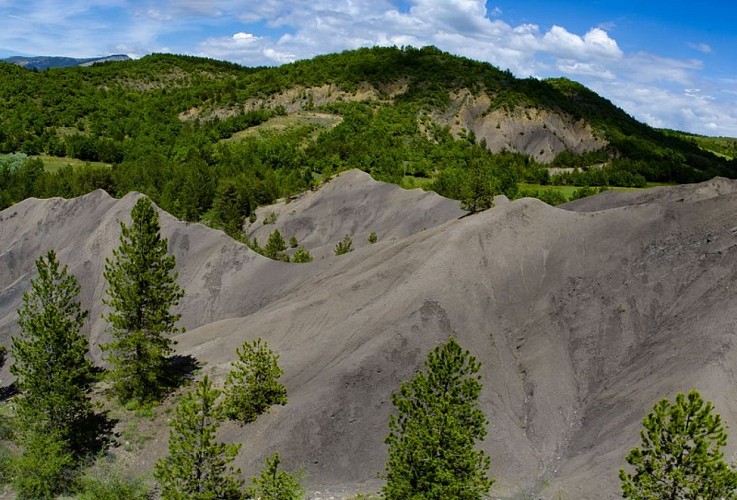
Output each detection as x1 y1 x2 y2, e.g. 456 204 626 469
0 54 130 70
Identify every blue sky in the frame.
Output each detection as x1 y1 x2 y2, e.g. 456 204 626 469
1 0 735 137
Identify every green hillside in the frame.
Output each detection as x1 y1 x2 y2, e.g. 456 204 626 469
1 46 734 233
660 129 737 160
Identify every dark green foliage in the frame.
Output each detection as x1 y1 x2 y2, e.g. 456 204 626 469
11 250 94 451
383 337 492 499
248 453 304 500
289 236 299 248
0 46 733 215
334 235 353 256
620 390 737 499
212 176 255 238
222 338 287 425
461 142 499 213
291 247 314 263
102 197 184 404
368 231 378 244
263 229 290 261
155 376 243 499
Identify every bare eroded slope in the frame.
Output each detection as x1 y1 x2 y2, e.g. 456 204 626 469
2 173 737 498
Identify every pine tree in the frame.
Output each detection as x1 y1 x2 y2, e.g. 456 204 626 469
461 145 497 214
333 235 353 255
11 250 94 496
222 338 287 424
291 247 313 263
263 229 289 261
620 390 737 499
248 452 304 500
102 196 184 404
383 337 493 500
12 250 94 447
154 376 243 499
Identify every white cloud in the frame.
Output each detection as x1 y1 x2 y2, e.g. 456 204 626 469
541 26 622 60
0 0 733 136
688 42 712 54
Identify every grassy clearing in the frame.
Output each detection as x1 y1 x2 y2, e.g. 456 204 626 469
520 182 672 194
36 155 111 173
224 111 342 142
400 175 434 190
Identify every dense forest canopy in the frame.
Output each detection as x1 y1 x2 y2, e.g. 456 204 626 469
1 46 734 232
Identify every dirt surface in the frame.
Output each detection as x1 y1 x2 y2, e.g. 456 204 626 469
3 173 737 498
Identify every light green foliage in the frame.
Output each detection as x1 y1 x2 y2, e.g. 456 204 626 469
11 430 75 499
289 235 299 248
155 376 243 499
291 247 314 263
368 231 378 244
11 250 94 452
264 229 290 261
248 452 304 500
222 338 288 424
102 197 184 404
264 212 278 224
77 468 150 500
383 337 493 500
334 235 353 256
620 390 737 499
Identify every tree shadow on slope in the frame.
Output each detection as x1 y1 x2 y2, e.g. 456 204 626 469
74 409 118 460
160 354 201 395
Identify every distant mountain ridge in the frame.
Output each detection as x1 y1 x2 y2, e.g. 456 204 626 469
0 54 130 70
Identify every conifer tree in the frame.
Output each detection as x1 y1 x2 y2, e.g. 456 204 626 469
383 337 493 499
620 390 737 499
155 376 243 499
263 229 289 261
12 250 94 445
248 452 304 500
102 196 184 404
11 250 94 495
222 338 288 424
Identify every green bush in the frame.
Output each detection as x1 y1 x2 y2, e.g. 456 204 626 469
76 469 150 500
222 339 288 424
334 235 354 256
292 247 313 263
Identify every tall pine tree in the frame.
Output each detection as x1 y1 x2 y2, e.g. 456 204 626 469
11 250 94 495
620 390 737 499
102 196 184 404
383 337 493 499
155 376 243 499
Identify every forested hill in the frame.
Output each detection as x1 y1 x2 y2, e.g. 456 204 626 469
1 46 734 231
0 54 131 70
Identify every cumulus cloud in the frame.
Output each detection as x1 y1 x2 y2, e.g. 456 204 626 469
0 0 732 135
